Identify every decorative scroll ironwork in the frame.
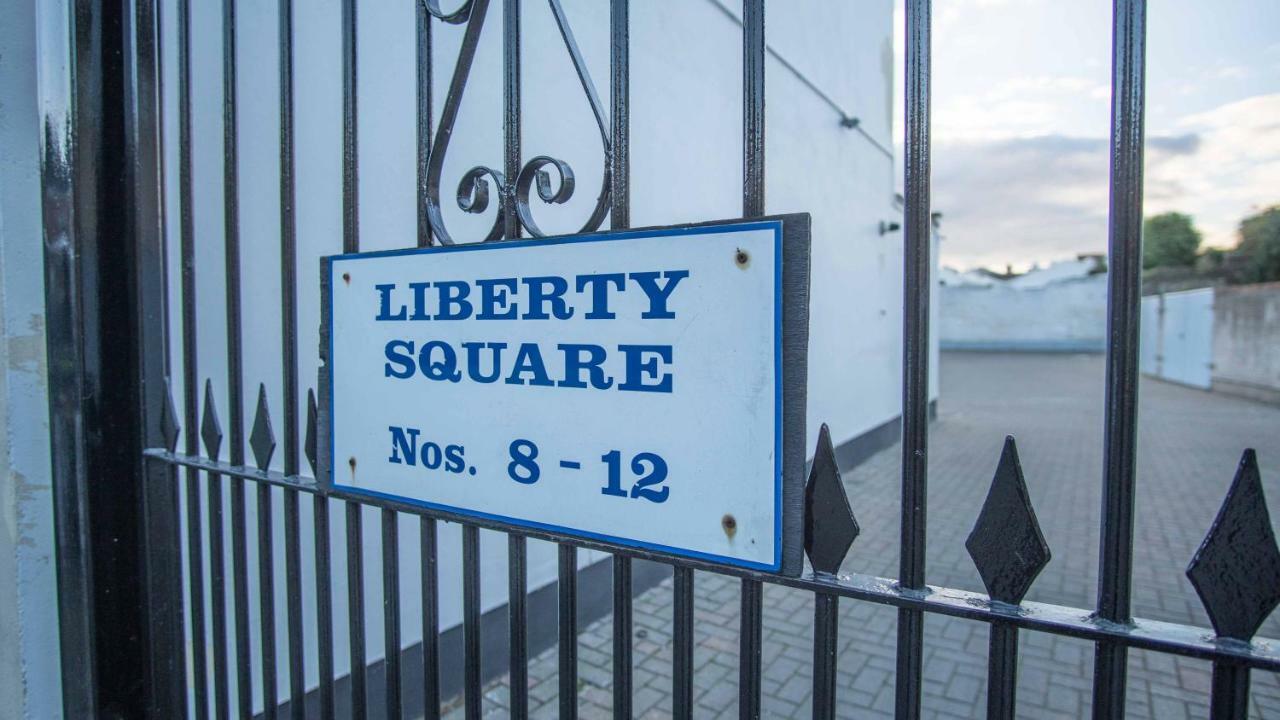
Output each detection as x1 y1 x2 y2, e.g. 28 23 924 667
423 0 611 244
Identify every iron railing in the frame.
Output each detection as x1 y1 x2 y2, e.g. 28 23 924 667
38 0 1280 719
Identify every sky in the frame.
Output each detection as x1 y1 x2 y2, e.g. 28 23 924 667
892 0 1280 272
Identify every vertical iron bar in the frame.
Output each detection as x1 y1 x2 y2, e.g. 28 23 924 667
741 4 767 714
382 510 402 719
315 496 336 719
739 581 763 720
897 0 932 717
609 6 632 716
558 545 578 720
421 518 440 720
612 557 632 718
230 499 252 716
509 536 529 720
812 593 839 720
342 0 358 253
336 2 364 713
220 0 255 714
176 0 209 713
347 503 367 718
986 623 1019 720
739 3 766 716
503 0 521 239
1209 662 1250 720
231 480 252 719
277 0 298 492
208 474 229 720
283 491 303 719
609 0 629 231
416 1 433 247
340 2 363 711
673 567 694 720
742 0 765 218
278 0 305 712
1092 1 1146 718
258 486 279 719
463 526 481 720
186 484 208 720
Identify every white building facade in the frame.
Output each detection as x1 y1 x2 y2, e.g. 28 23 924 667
1 1 935 715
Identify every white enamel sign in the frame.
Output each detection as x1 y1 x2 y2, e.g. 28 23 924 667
322 217 809 573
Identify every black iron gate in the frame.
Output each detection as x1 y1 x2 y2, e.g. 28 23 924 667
38 0 1280 719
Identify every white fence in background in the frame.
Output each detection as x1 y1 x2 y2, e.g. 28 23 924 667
1140 287 1214 389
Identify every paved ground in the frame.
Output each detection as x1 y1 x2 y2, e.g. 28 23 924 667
447 352 1280 718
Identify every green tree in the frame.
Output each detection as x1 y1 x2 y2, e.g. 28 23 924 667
1236 206 1280 283
1142 212 1201 269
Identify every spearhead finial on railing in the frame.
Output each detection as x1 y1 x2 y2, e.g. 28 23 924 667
305 388 319 476
965 436 1051 605
804 423 860 576
249 383 276 472
160 378 181 453
200 378 222 461
1186 449 1280 642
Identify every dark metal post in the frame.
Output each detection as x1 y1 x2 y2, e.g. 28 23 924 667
41 0 187 714
1092 1 1146 717
126 0 188 715
897 0 932 717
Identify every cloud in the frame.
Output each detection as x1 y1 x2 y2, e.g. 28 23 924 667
934 94 1280 270
933 74 1111 142
934 134 1198 270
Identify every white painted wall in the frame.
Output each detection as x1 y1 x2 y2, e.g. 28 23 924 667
0 0 63 716
940 275 1108 352
1 0 921 713
1211 283 1280 403
152 0 913 710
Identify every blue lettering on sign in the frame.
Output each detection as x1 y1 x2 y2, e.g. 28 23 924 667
387 425 470 475
372 270 687 394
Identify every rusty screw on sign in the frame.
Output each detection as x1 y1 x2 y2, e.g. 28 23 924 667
734 248 750 269
722 513 737 539
342 272 351 284
348 456 357 478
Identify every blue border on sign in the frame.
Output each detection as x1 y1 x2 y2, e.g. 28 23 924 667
326 219 785 573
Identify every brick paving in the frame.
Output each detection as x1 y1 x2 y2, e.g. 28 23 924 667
446 352 1280 718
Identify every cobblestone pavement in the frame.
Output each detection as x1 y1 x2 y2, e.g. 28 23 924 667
447 352 1280 719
